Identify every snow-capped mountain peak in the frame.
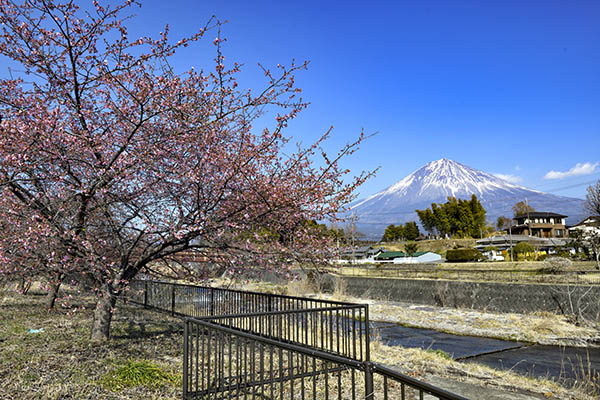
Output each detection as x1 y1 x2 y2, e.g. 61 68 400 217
350 159 585 238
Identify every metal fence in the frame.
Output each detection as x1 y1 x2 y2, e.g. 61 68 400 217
127 280 468 400
183 317 468 400
128 279 361 316
126 280 369 361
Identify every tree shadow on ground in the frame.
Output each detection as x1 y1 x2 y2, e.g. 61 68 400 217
111 319 184 340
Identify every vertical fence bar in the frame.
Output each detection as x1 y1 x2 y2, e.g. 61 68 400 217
364 305 370 362
364 362 374 400
171 284 176 316
183 319 188 399
144 281 148 309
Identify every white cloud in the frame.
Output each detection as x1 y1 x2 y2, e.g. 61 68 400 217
514 165 521 171
493 173 523 184
544 162 599 180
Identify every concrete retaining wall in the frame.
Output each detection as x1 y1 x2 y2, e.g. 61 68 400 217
340 276 600 321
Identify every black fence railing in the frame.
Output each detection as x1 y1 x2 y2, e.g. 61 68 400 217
200 306 370 362
128 279 359 316
183 317 468 400
126 279 468 400
126 280 369 361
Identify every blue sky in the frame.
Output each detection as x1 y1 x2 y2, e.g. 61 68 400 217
8 1 600 199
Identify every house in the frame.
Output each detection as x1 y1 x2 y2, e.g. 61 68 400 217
568 216 600 239
339 246 385 263
375 251 442 264
511 212 567 238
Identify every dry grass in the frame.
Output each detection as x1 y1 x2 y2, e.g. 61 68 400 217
0 289 183 400
370 341 597 400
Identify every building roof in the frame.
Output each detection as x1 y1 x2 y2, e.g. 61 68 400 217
514 212 567 219
340 246 384 257
570 216 600 228
475 235 567 249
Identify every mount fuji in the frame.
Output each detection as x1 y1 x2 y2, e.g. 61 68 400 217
350 159 586 239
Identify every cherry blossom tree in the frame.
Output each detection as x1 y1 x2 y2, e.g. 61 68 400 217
0 0 372 340
585 180 600 269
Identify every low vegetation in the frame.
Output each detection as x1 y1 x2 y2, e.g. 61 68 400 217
445 248 483 262
0 286 182 400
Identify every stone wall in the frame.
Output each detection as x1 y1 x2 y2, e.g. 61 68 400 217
340 276 600 321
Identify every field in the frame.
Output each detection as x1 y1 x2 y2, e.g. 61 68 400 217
1 283 598 400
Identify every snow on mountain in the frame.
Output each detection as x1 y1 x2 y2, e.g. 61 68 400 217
350 159 586 239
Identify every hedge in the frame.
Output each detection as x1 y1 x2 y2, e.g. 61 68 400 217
446 248 482 262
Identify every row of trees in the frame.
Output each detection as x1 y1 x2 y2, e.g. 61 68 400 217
381 222 420 242
416 195 487 238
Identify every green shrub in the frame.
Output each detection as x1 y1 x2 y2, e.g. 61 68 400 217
425 349 452 359
445 248 482 262
103 360 179 390
513 242 534 255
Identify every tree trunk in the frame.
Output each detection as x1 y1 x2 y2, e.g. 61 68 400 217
18 278 32 294
45 280 61 310
91 284 117 341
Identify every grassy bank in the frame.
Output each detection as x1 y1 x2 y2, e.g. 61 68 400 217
1 284 597 400
0 288 182 400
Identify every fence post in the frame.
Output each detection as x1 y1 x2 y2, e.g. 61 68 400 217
171 285 176 316
210 288 215 316
183 319 188 399
144 281 148 309
364 362 374 400
364 305 370 362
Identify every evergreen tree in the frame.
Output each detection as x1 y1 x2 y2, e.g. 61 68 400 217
416 208 436 235
416 195 487 238
404 221 420 240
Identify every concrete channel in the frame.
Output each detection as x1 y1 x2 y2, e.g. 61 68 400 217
370 321 600 384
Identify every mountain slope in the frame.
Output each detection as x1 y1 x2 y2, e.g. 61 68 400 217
350 159 586 238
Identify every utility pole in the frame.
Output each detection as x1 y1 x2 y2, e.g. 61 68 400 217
509 223 514 261
526 198 532 237
350 211 357 264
